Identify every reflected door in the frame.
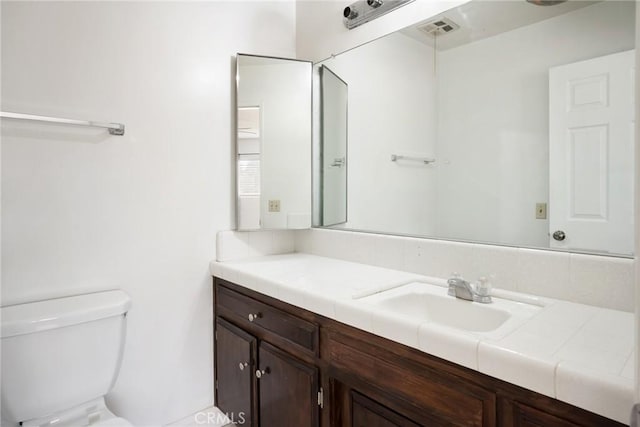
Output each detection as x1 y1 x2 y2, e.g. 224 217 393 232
320 66 348 226
549 50 635 254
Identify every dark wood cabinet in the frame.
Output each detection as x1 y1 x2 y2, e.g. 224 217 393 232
327 329 494 426
351 391 422 427
258 342 319 427
513 404 578 427
214 277 624 427
215 318 256 426
502 400 583 427
215 280 321 427
217 285 319 355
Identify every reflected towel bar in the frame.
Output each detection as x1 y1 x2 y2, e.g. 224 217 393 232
0 111 125 136
390 154 435 164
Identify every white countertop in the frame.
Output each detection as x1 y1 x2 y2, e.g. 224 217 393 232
211 253 635 424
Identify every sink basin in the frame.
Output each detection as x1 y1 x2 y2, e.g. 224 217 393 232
358 281 540 334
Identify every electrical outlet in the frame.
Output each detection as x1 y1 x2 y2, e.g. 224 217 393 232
535 203 547 219
268 200 281 213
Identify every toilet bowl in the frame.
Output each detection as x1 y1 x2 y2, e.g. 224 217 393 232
0 290 133 427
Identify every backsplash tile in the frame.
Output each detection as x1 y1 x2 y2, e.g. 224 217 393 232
247 230 273 257
271 230 295 254
516 248 571 300
294 228 313 254
569 253 635 312
403 239 475 279
213 229 635 312
371 234 405 270
470 244 520 292
290 229 634 312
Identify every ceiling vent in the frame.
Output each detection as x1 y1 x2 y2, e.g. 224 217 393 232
417 17 460 36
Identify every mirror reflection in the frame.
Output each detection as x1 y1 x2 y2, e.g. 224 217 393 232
315 0 635 256
319 66 348 226
236 54 312 231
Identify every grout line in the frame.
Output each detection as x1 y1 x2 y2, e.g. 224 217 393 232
552 359 561 398
620 350 635 377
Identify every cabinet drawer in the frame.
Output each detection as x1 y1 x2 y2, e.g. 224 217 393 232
217 285 319 355
327 332 495 426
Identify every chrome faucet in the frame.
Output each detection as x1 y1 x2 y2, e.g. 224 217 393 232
447 274 492 304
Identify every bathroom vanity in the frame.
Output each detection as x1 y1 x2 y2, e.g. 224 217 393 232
211 255 631 427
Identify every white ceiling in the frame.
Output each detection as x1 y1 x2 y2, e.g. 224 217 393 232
400 0 602 51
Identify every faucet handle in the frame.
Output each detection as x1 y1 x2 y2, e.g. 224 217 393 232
447 272 460 296
474 276 493 303
476 276 491 296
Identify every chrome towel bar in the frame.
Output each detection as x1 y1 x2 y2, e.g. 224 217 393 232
390 154 435 164
0 111 125 136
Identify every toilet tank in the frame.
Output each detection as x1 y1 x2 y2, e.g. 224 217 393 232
0 290 131 424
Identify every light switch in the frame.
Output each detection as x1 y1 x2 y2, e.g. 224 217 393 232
536 203 547 219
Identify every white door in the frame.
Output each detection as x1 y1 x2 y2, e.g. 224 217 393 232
549 50 634 254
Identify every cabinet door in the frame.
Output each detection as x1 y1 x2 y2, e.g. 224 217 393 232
216 318 256 427
511 402 579 427
351 391 422 427
257 341 319 427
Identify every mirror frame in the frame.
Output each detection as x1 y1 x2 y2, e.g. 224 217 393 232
310 1 636 259
235 53 313 231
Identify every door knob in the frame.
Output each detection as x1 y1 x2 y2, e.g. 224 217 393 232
248 313 261 322
238 362 248 371
552 230 566 241
255 368 270 379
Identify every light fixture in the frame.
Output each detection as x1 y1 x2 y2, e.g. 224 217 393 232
343 0 414 30
525 0 567 6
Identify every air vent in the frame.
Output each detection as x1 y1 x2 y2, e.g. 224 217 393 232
417 17 460 36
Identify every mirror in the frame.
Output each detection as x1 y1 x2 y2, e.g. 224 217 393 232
236 54 312 230
314 0 636 256
319 66 348 226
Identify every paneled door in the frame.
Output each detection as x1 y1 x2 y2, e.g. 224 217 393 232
256 341 319 427
215 318 256 426
549 50 635 254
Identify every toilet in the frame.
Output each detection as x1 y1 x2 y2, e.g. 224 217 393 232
1 290 133 427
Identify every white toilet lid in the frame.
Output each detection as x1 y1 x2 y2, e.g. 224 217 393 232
93 417 134 427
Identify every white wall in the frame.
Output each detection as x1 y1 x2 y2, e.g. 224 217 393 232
296 0 466 62
0 2 296 425
318 32 438 236
436 1 635 248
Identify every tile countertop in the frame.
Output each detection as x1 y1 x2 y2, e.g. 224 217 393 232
210 253 635 424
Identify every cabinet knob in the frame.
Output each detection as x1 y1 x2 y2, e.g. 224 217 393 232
248 313 261 322
238 362 248 371
255 368 270 379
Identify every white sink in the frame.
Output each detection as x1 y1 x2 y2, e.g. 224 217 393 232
357 281 541 335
